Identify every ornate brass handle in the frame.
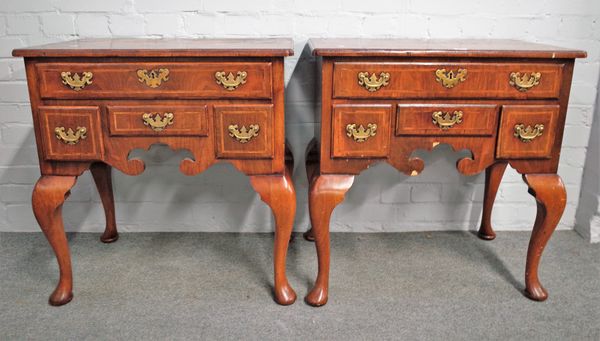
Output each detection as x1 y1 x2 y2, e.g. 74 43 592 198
432 111 463 129
55 126 87 144
514 123 544 142
435 69 467 89
228 124 259 143
215 71 247 90
137 68 170 88
142 112 174 132
509 72 541 92
60 72 93 91
346 123 377 142
357 72 390 92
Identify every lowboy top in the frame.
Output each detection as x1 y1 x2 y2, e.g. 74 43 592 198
309 38 586 59
13 38 294 58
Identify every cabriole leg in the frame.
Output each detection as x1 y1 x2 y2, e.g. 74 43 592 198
305 174 354 307
90 163 118 243
250 159 297 305
523 174 566 301
478 161 508 240
32 175 78 306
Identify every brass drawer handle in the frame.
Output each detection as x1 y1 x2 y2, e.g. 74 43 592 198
215 71 247 90
61 72 93 91
142 112 174 132
357 72 390 92
346 123 377 142
514 123 544 142
432 111 463 129
228 124 259 143
55 126 87 144
509 72 541 92
435 69 467 89
137 68 170 88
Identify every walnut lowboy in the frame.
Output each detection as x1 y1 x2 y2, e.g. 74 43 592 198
305 38 586 307
13 38 296 307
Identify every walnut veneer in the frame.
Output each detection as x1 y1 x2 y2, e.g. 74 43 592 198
304 39 586 306
13 38 297 306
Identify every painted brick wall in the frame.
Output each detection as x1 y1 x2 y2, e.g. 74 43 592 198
0 0 598 236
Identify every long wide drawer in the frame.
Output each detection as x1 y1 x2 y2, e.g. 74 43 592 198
107 105 208 136
396 104 498 136
333 62 563 99
36 62 273 99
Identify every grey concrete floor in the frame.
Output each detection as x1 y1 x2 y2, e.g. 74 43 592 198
0 231 599 340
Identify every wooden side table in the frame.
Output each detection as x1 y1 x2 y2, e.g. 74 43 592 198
304 38 586 306
13 38 297 306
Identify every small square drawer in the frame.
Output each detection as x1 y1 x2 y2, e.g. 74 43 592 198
36 62 273 99
332 104 392 158
396 104 498 136
39 106 104 161
333 62 563 99
214 104 274 159
108 105 208 136
496 105 559 159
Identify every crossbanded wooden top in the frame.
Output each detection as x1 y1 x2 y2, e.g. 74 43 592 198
13 38 294 58
309 39 586 59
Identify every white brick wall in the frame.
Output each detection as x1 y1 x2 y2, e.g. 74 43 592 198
0 0 598 238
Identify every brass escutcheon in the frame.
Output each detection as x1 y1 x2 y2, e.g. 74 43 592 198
435 69 467 89
215 71 247 91
142 112 174 132
228 124 259 143
357 72 390 92
514 123 544 142
346 123 377 142
509 72 541 92
137 68 170 88
60 72 93 91
432 111 463 129
55 126 87 144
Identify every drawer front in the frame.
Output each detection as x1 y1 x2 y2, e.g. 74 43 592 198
37 62 272 99
332 104 392 158
333 62 563 99
396 104 498 136
108 105 208 136
496 105 559 159
39 106 104 160
214 104 274 159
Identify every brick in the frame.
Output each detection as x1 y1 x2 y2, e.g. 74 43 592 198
183 13 217 36
562 125 592 147
257 14 293 36
144 14 184 36
109 15 145 36
362 15 401 36
76 14 111 37
204 0 272 12
560 148 587 168
0 1 54 12
566 105 594 127
341 0 406 13
6 15 40 35
410 184 441 203
41 14 75 35
0 17 6 36
0 146 39 166
6 204 37 230
573 62 600 87
0 166 40 184
55 0 131 12
326 15 363 37
0 82 30 102
381 183 411 204
293 16 329 37
0 37 25 57
441 183 484 203
1 123 35 145
219 15 261 36
568 83 598 105
0 104 32 124
0 184 33 203
135 0 201 12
